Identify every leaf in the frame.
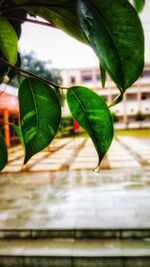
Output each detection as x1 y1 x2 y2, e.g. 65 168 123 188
12 0 88 44
18 78 61 164
0 17 18 65
0 134 8 171
109 93 123 107
100 63 106 88
78 0 144 91
10 123 24 149
134 0 145 13
67 86 114 165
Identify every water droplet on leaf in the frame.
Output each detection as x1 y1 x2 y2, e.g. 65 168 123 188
93 164 101 174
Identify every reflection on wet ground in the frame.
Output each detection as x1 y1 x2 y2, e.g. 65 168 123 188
0 167 150 230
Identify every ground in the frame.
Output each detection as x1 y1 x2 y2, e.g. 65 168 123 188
1 132 150 172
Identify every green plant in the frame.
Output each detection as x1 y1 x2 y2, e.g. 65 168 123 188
135 111 145 121
0 0 145 171
10 52 62 87
59 116 74 137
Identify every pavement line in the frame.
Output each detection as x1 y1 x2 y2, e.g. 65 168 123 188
116 137 150 167
8 148 23 164
22 138 73 172
58 138 87 171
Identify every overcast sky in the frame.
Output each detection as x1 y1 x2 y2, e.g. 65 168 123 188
19 1 150 69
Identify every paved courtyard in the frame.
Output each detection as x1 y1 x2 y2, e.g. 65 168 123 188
1 136 150 173
0 135 150 231
0 136 150 265
0 167 150 231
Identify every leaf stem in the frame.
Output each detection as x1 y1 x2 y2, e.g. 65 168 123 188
0 57 68 90
1 16 56 28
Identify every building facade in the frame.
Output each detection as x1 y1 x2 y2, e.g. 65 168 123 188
60 64 150 128
0 65 149 147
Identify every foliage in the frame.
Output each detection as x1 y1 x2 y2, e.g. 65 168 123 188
0 0 145 171
22 52 62 85
19 77 61 163
115 128 150 138
10 52 62 87
67 86 114 166
0 134 8 171
135 111 145 121
134 0 145 12
59 116 74 137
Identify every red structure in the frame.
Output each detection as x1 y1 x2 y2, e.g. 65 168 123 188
73 118 79 133
0 85 19 147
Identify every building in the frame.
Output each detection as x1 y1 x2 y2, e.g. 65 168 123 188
0 84 19 147
0 65 149 147
60 64 150 128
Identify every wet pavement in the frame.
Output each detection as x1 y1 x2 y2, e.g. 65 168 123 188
0 167 150 230
0 137 150 266
0 136 150 231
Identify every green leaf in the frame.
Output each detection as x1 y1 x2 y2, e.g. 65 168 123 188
0 17 18 65
134 0 145 13
100 63 106 88
109 93 123 107
0 134 8 171
13 0 88 44
78 0 144 91
18 78 61 164
10 123 24 149
67 86 114 166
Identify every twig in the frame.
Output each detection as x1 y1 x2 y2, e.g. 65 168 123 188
0 57 68 90
2 16 56 28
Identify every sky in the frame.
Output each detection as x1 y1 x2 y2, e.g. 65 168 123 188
19 1 150 69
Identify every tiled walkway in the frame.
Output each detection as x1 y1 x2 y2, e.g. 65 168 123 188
2 136 150 173
0 167 150 230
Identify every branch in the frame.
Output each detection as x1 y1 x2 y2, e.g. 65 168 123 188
2 16 56 28
0 58 68 90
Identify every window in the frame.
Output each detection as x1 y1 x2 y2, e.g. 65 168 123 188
141 94 147 100
81 75 92 82
127 94 136 101
141 70 150 78
70 76 76 84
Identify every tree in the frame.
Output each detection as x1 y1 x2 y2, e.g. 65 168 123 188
9 52 64 104
22 52 62 85
135 111 145 121
10 52 62 87
0 0 145 171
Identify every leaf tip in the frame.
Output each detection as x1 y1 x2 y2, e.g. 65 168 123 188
93 164 101 174
24 155 29 165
